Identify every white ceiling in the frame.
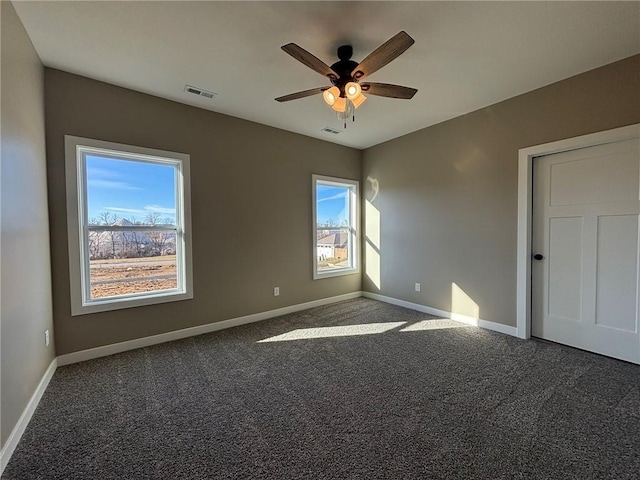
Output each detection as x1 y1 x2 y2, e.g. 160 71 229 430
13 1 640 149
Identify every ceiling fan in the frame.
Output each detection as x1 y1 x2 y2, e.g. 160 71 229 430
275 31 418 127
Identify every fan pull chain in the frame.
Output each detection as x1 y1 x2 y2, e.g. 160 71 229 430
335 98 357 129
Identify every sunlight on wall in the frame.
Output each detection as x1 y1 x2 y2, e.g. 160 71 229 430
258 322 406 342
365 242 381 289
364 189 382 289
365 199 381 290
451 282 480 324
365 200 381 248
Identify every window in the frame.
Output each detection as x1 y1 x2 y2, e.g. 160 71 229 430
65 136 193 315
312 175 359 279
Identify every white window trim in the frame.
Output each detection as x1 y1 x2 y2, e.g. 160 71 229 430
312 174 360 280
65 135 194 316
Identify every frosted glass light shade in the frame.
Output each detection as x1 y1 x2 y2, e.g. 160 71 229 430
352 93 366 108
332 97 347 112
322 86 340 106
345 82 361 100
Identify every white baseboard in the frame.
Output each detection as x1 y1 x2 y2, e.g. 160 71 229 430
0 358 57 476
57 290 518 366
57 291 363 366
362 292 518 337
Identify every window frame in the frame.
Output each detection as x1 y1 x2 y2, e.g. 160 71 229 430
65 135 193 315
312 174 360 280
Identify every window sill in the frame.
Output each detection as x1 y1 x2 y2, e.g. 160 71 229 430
71 290 193 316
313 267 359 280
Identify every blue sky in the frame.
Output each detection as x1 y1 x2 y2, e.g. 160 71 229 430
86 155 176 223
316 184 348 226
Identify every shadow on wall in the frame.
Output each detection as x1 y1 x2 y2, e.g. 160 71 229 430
365 176 381 290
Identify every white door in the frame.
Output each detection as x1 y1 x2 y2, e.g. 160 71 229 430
532 138 640 364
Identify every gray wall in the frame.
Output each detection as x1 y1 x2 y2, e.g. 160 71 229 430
362 55 640 327
45 69 362 355
1 2 54 448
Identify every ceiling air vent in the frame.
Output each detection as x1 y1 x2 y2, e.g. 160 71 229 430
184 85 217 100
321 127 342 135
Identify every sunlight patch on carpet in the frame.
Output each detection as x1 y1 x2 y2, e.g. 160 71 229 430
258 322 406 342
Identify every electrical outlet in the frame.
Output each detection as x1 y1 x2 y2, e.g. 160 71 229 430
274 287 280 296
415 283 421 292
45 329 50 347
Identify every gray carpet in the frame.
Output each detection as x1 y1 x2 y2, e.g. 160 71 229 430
3 298 639 479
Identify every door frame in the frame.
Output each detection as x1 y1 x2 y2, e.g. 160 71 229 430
516 123 640 339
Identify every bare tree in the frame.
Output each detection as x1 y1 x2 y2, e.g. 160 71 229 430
126 217 144 257
324 219 338 228
142 214 176 256
99 211 120 258
144 212 162 226
120 228 131 257
160 216 177 255
88 217 106 259
145 213 169 256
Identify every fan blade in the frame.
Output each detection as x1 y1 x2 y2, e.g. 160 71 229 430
351 31 415 80
281 43 339 80
275 87 328 102
361 83 418 99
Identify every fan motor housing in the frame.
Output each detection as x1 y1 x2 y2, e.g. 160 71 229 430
330 51 359 96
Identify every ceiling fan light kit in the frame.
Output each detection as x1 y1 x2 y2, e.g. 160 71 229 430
345 82 361 100
276 31 418 129
322 86 340 106
331 96 347 113
351 93 366 109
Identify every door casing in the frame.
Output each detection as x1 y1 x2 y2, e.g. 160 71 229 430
516 123 640 339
